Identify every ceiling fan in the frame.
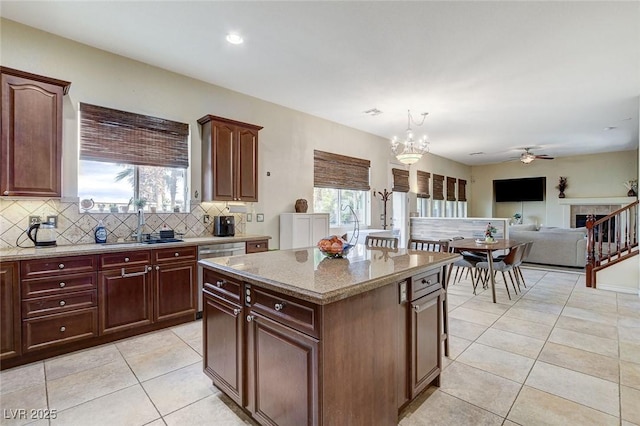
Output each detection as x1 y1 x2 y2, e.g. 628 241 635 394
519 147 554 164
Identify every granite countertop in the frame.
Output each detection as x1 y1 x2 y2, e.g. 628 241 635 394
199 244 460 305
0 234 271 261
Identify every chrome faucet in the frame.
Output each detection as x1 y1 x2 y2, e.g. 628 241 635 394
136 208 145 242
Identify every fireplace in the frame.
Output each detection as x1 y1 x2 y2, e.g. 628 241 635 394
576 214 616 243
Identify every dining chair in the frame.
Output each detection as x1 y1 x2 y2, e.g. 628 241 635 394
407 238 450 252
475 243 526 300
364 235 399 249
514 241 534 289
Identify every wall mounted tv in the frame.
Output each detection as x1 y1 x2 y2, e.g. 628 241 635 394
494 177 546 202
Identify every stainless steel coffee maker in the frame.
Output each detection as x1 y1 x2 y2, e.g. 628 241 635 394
27 221 57 247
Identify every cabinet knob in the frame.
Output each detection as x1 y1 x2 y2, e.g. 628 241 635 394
256 244 261 248
148 266 152 271
174 252 179 257
274 302 285 312
124 257 130 262
59 300 66 306
58 263 65 269
422 279 432 285
3 191 8 195
216 280 225 288
233 308 241 316
155 266 160 271
246 315 255 322
59 282 66 288
60 326 66 332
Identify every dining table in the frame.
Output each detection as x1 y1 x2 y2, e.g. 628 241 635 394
449 238 522 303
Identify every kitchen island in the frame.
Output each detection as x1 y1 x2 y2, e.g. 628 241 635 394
199 244 460 426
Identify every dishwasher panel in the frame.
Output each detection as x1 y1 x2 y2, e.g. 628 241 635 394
197 242 246 315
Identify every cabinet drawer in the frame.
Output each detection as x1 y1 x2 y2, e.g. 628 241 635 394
21 272 96 298
246 240 268 254
22 290 97 319
21 255 97 278
153 246 197 264
410 270 440 301
100 250 151 269
248 285 320 338
23 308 98 352
202 269 241 304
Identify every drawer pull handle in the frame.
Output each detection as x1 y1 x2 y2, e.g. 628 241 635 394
121 267 149 278
216 280 225 288
174 252 179 257
60 326 66 332
246 315 255 322
59 300 66 306
274 302 285 312
233 308 241 316
124 257 130 262
3 190 8 195
59 282 66 288
58 263 65 269
422 279 432 285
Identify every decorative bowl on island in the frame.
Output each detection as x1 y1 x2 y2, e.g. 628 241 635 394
317 235 353 258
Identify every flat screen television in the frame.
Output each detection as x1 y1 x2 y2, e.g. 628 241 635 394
494 177 545 202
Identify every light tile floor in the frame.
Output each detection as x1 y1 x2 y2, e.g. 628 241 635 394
1 267 638 426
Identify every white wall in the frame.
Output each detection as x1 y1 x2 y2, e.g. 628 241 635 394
470 151 639 226
1 19 471 248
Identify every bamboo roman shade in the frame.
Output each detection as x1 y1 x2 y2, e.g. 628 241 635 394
392 168 410 192
432 174 445 200
417 171 431 198
458 179 467 202
313 150 370 191
79 103 189 169
446 177 457 201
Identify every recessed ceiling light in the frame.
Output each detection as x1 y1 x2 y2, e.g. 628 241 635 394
226 33 244 45
469 152 484 156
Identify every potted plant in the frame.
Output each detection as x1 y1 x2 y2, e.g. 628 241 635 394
134 198 147 211
556 177 568 198
119 198 133 213
485 223 497 242
162 201 169 212
624 179 638 197
109 203 119 213
98 203 106 213
513 213 522 224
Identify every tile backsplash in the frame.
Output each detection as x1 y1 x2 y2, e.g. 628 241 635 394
0 198 246 249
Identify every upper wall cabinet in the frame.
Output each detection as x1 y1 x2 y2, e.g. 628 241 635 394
198 115 263 202
1 67 71 197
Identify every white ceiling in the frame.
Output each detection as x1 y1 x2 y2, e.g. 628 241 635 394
2 1 639 165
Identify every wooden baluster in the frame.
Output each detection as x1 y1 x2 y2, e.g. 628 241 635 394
585 214 596 288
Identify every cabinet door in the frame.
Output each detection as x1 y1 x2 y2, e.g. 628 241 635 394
292 215 312 248
410 289 441 398
154 261 197 322
246 313 319 426
203 291 243 406
236 127 258 201
212 122 235 201
1 72 64 197
1 261 20 360
98 267 153 334
311 214 329 242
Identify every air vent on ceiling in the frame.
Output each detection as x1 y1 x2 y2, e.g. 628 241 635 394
364 108 382 116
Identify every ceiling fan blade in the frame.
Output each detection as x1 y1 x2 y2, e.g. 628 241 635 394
535 155 554 160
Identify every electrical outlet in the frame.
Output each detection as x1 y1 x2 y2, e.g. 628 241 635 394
28 215 41 226
46 215 58 228
203 214 210 224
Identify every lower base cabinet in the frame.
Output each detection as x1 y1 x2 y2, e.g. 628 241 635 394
1 261 21 360
410 289 441 396
99 267 153 334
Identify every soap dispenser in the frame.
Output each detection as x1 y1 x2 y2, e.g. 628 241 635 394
95 220 107 243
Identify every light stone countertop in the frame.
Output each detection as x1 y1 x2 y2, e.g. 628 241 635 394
0 234 271 261
199 244 460 305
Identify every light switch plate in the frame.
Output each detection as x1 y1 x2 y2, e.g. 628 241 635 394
246 213 252 222
28 216 41 226
46 215 58 228
256 213 264 222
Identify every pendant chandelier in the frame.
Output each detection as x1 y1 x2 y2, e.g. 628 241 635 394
390 110 430 165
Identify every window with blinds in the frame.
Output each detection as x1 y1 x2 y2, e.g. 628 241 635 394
417 171 431 198
392 168 410 192
77 103 190 213
458 179 467 202
432 174 445 201
446 177 457 201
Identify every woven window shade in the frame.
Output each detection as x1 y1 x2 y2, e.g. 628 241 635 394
458 179 467 202
392 168 410 193
433 174 445 200
446 177 457 201
417 171 431 198
313 150 370 191
79 103 189 168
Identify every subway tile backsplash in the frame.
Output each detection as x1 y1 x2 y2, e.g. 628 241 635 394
0 199 246 249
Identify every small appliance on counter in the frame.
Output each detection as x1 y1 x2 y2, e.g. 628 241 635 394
27 221 57 247
213 215 235 237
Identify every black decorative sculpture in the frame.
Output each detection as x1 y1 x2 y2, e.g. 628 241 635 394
375 189 392 230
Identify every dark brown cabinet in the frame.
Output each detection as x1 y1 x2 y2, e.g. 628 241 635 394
409 288 441 397
0 67 70 197
198 115 262 202
1 261 21 360
153 246 197 322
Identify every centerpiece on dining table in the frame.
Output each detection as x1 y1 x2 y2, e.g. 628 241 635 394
484 223 498 243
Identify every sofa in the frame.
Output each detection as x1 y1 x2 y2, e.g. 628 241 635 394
508 224 587 268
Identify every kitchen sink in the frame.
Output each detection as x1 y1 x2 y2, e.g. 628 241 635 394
142 238 184 244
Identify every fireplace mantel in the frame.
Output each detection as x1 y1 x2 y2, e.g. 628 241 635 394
558 197 636 227
558 197 633 205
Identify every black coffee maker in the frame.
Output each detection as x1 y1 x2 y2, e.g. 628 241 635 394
213 216 235 237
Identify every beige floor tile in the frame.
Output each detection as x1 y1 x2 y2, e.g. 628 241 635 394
50 385 159 426
548 327 618 358
507 386 618 426
0 384 47 426
525 361 619 417
171 320 202 342
456 342 534 383
538 342 619 382
622 385 640 424
620 326 640 345
47 358 138 411
125 340 201 382
503 306 558 325
439 361 521 417
567 299 619 315
460 299 511 316
561 306 619 326
447 335 473 359
446 293 473 309
619 315 640 327
163 394 254 426
554 315 618 339
184 336 203 356
448 317 488 341
570 290 618 305
115 330 183 358
0 362 44 395
513 298 564 315
45 344 123 381
400 390 503 426
621 360 640 390
492 315 553 340
449 307 500 326
620 341 640 364
621 420 639 426
143 420 166 426
476 328 545 359
142 361 218 415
